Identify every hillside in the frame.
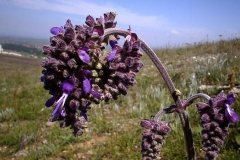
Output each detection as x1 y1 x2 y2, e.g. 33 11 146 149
0 38 239 160
0 36 48 58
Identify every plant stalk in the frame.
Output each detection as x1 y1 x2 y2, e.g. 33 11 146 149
99 28 196 160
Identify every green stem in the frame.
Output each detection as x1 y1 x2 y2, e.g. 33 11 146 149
98 28 196 160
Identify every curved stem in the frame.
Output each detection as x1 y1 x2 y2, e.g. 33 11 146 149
182 93 211 108
99 28 196 160
99 28 181 106
154 105 178 122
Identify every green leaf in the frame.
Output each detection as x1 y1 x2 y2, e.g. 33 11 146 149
235 135 240 145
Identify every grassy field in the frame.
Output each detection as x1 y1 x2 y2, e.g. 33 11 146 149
0 38 240 160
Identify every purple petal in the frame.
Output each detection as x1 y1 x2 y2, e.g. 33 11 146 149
83 79 91 94
130 33 138 41
132 41 141 50
85 15 95 27
64 27 75 41
125 57 134 67
225 104 239 123
90 90 102 99
80 111 88 121
51 99 63 116
81 47 89 53
50 111 60 122
61 107 66 117
140 120 152 129
93 25 104 36
201 113 211 123
84 27 93 37
49 90 56 95
84 41 95 48
42 45 52 55
78 49 90 64
64 19 73 28
40 76 45 82
50 26 64 35
61 79 75 94
45 96 56 107
103 12 116 28
109 40 116 49
209 92 226 107
107 48 117 62
226 93 235 105
96 16 103 25
81 70 92 78
196 102 210 110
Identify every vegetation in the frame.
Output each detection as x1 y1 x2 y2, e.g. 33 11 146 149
1 43 42 57
0 38 239 160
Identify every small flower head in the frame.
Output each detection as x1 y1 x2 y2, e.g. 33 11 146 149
106 40 117 62
50 26 65 35
50 79 75 122
41 12 143 136
224 93 239 123
196 92 239 159
78 47 90 64
140 119 170 159
104 12 117 28
61 79 75 94
225 104 239 123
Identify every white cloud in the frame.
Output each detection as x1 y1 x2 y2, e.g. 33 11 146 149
1 0 224 47
0 0 167 29
171 30 180 35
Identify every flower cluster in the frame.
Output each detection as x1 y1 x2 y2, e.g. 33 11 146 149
196 92 239 160
40 12 143 136
140 119 171 160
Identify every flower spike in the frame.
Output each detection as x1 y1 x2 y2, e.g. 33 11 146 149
50 26 65 35
225 93 239 123
78 47 91 64
50 80 75 121
225 104 239 123
41 12 143 137
107 40 117 62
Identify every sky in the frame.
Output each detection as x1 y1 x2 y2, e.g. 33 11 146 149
0 0 240 48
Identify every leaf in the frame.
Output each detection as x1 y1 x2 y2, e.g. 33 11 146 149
235 135 240 145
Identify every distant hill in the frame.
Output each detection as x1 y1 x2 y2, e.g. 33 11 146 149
0 36 49 57
1 43 42 57
0 35 48 47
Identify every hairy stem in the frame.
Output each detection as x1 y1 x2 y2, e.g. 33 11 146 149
182 93 211 108
98 28 196 160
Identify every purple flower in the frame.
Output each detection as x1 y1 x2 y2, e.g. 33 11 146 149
83 78 91 94
90 89 102 99
61 79 75 94
90 15 104 36
80 111 88 121
78 47 90 64
40 76 46 82
226 93 235 105
45 96 57 107
93 25 104 36
85 15 95 27
140 119 153 129
50 26 65 35
103 12 116 28
50 79 75 121
225 93 239 123
79 70 92 95
93 17 104 36
107 40 117 62
124 33 138 51
81 70 92 78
